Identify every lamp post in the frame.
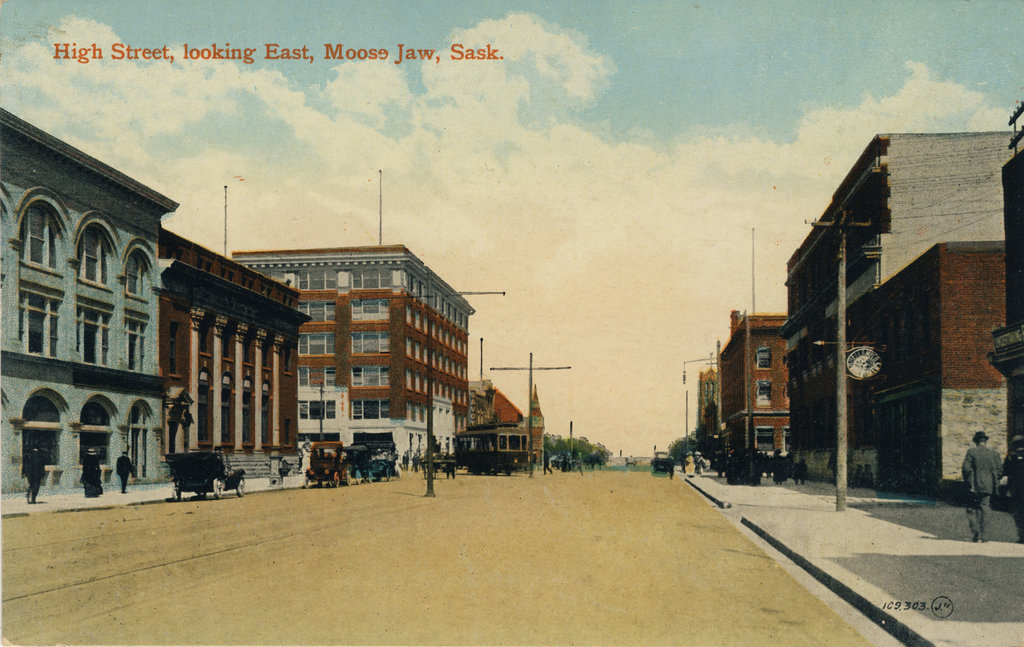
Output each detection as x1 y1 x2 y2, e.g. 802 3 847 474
490 353 571 477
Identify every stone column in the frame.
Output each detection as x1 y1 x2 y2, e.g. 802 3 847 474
234 324 248 450
254 329 267 448
272 334 283 448
212 315 229 448
188 308 205 452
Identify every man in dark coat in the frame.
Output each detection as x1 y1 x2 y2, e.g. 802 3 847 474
23 447 46 504
116 451 136 494
1003 435 1024 544
81 449 103 497
962 431 1002 542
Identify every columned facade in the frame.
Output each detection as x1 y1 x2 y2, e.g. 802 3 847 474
159 230 307 478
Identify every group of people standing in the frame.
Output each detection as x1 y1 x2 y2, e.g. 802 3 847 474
719 449 808 486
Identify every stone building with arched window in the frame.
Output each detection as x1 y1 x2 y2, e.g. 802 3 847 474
1 109 174 493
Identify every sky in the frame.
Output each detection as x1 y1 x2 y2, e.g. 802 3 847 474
2 0 1021 457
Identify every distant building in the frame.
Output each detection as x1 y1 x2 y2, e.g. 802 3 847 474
233 246 473 458
719 311 790 453
469 379 523 426
695 367 720 454
782 132 1010 493
1 109 174 492
991 135 1024 449
528 384 545 462
158 229 307 476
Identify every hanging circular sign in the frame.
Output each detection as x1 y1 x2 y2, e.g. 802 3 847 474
846 346 882 380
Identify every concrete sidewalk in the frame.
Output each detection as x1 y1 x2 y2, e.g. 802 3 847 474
685 474 1024 647
1 475 308 517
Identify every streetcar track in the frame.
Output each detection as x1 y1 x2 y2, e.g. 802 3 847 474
3 496 426 603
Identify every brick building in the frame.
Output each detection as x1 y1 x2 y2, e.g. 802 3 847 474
719 311 790 453
2 109 172 492
841 243 1006 494
232 246 473 459
992 142 1024 448
782 132 1009 493
158 230 307 476
469 379 523 426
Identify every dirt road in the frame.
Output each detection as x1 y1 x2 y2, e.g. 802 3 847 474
3 470 872 645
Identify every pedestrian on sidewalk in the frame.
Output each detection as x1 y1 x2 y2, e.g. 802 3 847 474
543 452 552 474
1003 435 1024 543
22 447 46 504
961 430 1002 542
81 448 103 498
115 451 136 494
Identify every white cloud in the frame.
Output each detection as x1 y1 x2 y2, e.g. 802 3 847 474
0 11 1007 454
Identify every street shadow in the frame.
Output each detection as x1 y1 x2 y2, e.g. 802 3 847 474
857 504 1018 543
832 553 1024 623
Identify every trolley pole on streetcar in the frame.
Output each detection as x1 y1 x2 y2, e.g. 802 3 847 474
491 354 571 477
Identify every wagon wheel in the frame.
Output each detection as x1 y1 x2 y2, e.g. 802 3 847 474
236 477 245 497
213 479 223 500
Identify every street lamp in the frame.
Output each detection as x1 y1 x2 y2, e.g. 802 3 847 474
490 353 571 478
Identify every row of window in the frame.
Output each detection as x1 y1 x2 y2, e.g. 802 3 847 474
18 292 148 370
299 400 336 420
19 396 151 467
21 204 152 297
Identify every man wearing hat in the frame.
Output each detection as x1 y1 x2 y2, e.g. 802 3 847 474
1002 435 1024 543
961 431 1002 542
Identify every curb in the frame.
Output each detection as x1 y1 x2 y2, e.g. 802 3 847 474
684 477 732 508
740 517 934 647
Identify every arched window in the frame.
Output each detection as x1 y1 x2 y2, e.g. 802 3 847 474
79 401 110 463
242 377 252 444
197 370 210 443
129 404 147 476
78 226 112 284
221 373 232 444
124 251 149 297
22 395 61 466
21 203 60 268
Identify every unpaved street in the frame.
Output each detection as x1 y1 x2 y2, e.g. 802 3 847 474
3 471 872 645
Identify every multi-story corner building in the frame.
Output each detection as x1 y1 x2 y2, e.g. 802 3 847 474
782 132 1010 493
1 109 174 492
158 229 307 477
233 246 474 459
719 311 790 453
992 139 1024 448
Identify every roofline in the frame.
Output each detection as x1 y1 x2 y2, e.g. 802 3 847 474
0 108 179 213
233 245 412 257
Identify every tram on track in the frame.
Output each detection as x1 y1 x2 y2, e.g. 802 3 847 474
455 424 530 475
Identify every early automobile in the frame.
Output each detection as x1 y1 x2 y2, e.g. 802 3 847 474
650 451 675 478
304 441 348 487
165 451 246 500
